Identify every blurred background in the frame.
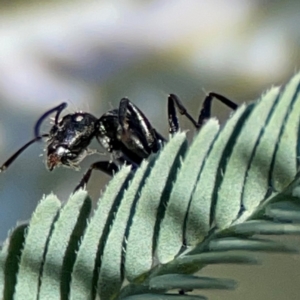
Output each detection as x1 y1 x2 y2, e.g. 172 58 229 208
0 0 299 299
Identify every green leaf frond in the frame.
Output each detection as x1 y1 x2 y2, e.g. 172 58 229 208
1 73 300 299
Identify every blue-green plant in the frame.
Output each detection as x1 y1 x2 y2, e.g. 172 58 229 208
1 73 300 299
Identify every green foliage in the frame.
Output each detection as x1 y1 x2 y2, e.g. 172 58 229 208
1 73 300 299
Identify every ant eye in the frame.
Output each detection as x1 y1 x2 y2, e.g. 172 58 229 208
75 115 84 122
50 125 59 135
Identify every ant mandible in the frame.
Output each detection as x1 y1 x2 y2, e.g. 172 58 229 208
0 93 237 192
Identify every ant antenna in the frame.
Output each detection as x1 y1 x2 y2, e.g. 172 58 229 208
0 134 49 172
34 102 67 138
1 102 67 172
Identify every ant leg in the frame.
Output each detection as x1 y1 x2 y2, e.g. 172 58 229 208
197 92 238 128
168 94 199 130
0 134 49 172
169 93 238 130
118 98 157 157
168 95 180 135
74 151 141 192
74 161 120 192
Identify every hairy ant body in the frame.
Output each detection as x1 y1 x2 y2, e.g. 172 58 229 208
0 93 237 191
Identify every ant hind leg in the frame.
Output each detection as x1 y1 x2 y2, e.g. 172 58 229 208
197 92 238 128
168 92 238 131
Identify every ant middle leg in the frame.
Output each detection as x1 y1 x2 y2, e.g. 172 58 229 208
118 98 159 157
168 92 238 134
168 94 198 135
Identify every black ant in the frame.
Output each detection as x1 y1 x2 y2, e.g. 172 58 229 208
0 93 237 192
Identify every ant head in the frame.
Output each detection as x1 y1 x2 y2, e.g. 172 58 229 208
0 103 100 173
46 112 98 170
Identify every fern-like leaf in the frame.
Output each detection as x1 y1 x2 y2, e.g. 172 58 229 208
1 73 300 299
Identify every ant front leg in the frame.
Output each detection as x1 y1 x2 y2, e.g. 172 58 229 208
74 161 120 192
73 155 138 192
